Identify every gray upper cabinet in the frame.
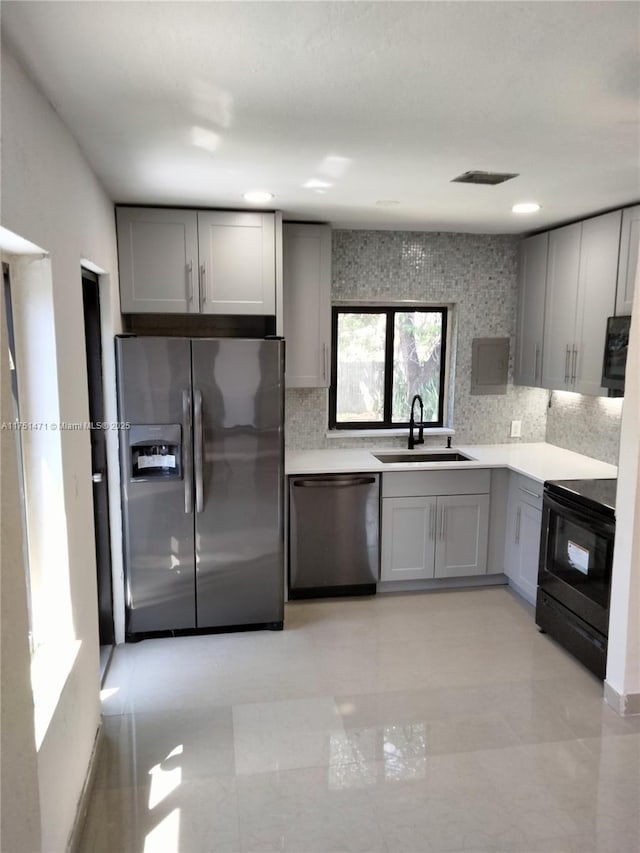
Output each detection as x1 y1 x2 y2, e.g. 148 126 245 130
515 232 548 387
542 222 582 390
573 210 622 395
541 211 621 394
616 204 640 315
283 223 332 388
198 211 275 315
117 208 199 313
117 207 276 315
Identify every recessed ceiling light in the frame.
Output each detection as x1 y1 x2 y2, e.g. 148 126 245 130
242 191 274 204
512 202 541 214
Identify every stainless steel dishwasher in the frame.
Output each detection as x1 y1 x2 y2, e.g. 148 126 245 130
288 473 380 598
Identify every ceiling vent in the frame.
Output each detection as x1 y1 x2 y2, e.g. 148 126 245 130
451 170 519 186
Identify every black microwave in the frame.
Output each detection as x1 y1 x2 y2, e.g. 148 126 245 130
601 315 631 392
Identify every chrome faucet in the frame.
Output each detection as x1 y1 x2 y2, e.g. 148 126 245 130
408 394 424 450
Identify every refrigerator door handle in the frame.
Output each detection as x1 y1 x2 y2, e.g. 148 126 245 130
194 389 204 513
182 389 193 514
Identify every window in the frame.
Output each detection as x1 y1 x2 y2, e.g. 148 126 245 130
330 306 447 429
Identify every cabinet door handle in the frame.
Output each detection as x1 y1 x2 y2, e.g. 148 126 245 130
515 506 521 545
519 486 540 500
322 343 329 383
564 345 571 383
186 260 194 304
200 262 207 307
429 504 435 541
534 344 540 382
440 506 446 541
571 347 578 383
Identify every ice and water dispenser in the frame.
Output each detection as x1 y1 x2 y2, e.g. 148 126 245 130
128 424 182 481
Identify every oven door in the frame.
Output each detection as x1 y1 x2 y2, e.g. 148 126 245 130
538 491 614 636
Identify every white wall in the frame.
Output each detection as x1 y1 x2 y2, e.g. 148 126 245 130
0 275 42 853
1 43 122 851
606 255 640 708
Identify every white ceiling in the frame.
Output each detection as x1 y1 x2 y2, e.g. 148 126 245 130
3 1 639 233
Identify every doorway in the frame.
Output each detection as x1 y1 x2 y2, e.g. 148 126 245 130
81 270 115 671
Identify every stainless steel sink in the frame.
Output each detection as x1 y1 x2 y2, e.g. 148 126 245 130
373 451 473 463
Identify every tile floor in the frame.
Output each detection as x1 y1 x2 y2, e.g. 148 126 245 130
81 588 640 852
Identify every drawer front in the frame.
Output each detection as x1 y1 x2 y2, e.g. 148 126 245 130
382 469 490 498
509 472 543 509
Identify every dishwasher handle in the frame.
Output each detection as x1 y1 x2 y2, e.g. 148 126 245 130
292 476 377 489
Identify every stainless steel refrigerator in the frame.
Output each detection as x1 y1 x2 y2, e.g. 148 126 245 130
116 336 284 636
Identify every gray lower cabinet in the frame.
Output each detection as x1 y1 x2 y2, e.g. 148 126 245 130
434 494 490 578
616 204 640 315
503 473 543 605
380 470 490 582
381 496 437 581
117 206 276 315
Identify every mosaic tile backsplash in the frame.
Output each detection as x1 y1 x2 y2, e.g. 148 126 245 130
545 391 623 465
286 229 550 450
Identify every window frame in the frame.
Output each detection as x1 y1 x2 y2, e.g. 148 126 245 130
329 305 448 430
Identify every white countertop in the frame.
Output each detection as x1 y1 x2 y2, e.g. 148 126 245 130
285 442 617 483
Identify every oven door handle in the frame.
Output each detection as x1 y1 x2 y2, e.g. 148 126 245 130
543 492 615 539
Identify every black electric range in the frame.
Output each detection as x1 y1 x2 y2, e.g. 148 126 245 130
544 478 617 520
536 478 617 679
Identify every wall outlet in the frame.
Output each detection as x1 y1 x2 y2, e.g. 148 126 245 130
510 419 522 438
